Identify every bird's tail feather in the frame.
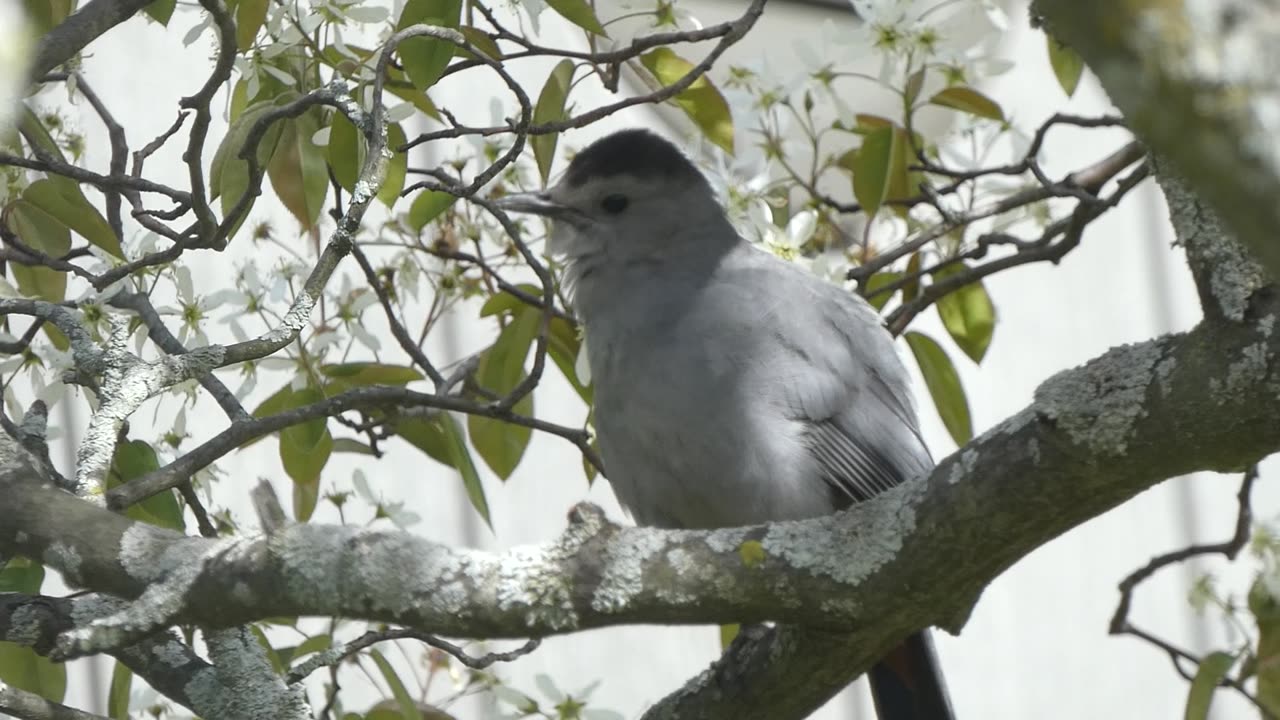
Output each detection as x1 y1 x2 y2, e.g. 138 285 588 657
868 630 954 720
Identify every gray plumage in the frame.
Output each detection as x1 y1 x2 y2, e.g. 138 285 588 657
497 129 954 720
497 129 931 529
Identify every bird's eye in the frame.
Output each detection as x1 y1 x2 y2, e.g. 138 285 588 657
600 194 629 214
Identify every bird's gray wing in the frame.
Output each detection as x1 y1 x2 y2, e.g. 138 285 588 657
740 251 932 508
805 418 906 505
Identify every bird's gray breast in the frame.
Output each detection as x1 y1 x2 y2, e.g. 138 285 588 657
579 263 836 529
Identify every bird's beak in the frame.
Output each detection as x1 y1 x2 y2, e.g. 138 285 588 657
495 191 567 218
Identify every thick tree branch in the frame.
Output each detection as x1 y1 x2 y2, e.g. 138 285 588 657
1155 162 1269 324
1033 0 1280 280
0 591 232 718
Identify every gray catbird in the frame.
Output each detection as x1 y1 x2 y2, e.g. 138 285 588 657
497 128 954 720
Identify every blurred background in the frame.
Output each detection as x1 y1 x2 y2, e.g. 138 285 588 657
24 0 1280 717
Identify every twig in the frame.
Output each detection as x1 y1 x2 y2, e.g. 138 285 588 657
399 0 767 151
883 160 1150 335
1109 467 1272 718
104 384 597 509
286 628 540 684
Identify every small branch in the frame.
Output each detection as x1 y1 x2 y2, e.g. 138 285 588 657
851 138 1145 287
1108 467 1272 717
399 0 766 151
109 292 249 422
883 160 1150 335
0 152 191 204
104 384 595 509
349 243 447 388
0 299 103 374
180 0 238 247
74 315 225 495
286 628 540 684
0 320 45 355
68 73 129 242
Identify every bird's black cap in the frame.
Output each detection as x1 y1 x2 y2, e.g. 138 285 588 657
563 129 706 188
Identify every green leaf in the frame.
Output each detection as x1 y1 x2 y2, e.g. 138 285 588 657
470 375 534 481
252 381 297 421
236 0 269 50
274 633 334 669
332 438 376 455
209 99 286 238
24 0 72 34
853 113 894 132
317 43 442 121
0 557 43 593
369 649 424 720
468 307 540 479
393 414 455 467
396 0 464 91
1185 651 1234 720
408 190 457 231
267 109 329 230
862 271 901 312
547 316 591 403
478 283 541 317
850 125 908 219
582 433 600 482
0 643 66 702
321 362 423 387
388 83 443 122
933 263 996 363
107 661 133 719
229 78 252 122
903 252 922 302
441 415 490 528
532 60 575 183
459 26 502 61
18 109 75 199
23 178 124 258
143 0 177 25
1046 35 1085 98
378 123 408 208
904 331 972 445
903 67 926 107
1251 579 1280 714
295 633 333 660
108 440 186 531
928 86 1005 122
545 0 606 35
720 624 739 650
279 387 332 521
327 111 365 193
639 48 735 154
6 199 70 302
391 412 492 527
